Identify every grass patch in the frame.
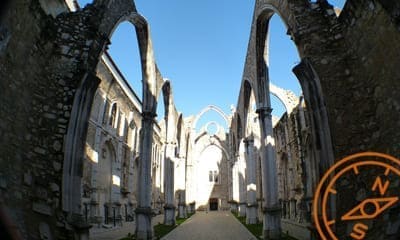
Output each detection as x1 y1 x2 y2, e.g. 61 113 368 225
154 213 194 240
120 213 194 240
153 223 175 239
232 212 297 240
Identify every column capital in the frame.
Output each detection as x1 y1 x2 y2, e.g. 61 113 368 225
141 111 157 121
243 136 254 145
163 204 176 210
256 107 273 117
262 206 282 214
135 207 152 216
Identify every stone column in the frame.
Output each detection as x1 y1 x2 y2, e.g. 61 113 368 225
244 136 258 224
238 154 246 217
185 158 194 214
178 156 187 218
178 191 187 218
256 107 281 240
230 161 239 213
163 142 176 225
135 111 155 240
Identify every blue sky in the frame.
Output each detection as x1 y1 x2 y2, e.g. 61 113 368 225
78 0 346 131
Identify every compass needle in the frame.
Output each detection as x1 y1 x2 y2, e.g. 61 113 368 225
341 197 399 221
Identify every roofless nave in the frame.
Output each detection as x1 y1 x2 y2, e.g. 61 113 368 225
0 0 400 240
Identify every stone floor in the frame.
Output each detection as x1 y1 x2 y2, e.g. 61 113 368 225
89 214 164 240
161 211 257 240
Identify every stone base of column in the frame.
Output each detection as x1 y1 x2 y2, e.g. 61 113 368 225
229 201 238 213
135 207 153 240
178 204 187 218
262 207 281 240
187 202 196 214
68 213 92 240
246 204 258 224
164 204 176 226
187 206 193 214
238 202 246 217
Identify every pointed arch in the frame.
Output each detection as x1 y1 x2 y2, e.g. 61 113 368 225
192 105 229 130
196 135 230 163
269 83 298 115
242 79 256 137
176 113 184 156
62 0 158 215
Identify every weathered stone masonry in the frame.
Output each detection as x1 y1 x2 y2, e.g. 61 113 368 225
0 0 148 239
229 0 400 239
1 0 400 240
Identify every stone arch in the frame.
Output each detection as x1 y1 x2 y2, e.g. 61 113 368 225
192 105 229 130
158 80 173 115
252 3 338 235
242 79 257 137
255 2 334 170
269 83 298 115
231 133 237 155
62 0 157 215
158 79 178 142
198 142 230 164
176 113 184 156
235 114 243 152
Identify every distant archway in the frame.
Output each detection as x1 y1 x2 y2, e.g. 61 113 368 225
192 105 229 131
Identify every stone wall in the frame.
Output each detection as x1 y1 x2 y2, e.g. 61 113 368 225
0 0 162 238
81 56 141 226
272 99 318 239
331 0 400 158
0 0 83 238
231 0 400 239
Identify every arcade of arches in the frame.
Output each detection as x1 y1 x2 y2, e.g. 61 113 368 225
0 0 400 239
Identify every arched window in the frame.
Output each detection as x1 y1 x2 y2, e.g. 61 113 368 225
109 103 117 127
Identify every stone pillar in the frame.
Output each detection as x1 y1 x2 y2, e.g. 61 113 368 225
239 202 246 217
69 213 92 240
256 107 281 240
230 161 239 213
244 137 258 224
237 154 246 217
177 156 187 219
135 111 155 240
185 161 194 214
228 160 233 204
232 161 239 212
163 142 176 225
178 192 187 219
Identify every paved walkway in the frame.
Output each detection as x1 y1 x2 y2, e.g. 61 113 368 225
89 214 164 240
161 211 257 240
